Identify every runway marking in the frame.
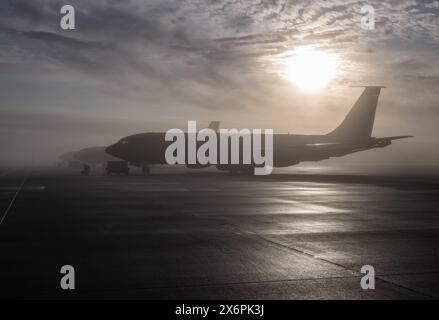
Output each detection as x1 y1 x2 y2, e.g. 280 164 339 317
0 176 27 227
0 186 45 191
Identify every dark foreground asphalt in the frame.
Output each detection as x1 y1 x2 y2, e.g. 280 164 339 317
0 167 439 299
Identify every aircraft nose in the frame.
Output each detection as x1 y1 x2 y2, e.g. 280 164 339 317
105 143 120 158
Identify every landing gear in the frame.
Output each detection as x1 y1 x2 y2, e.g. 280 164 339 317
81 164 91 176
106 161 130 175
142 166 150 175
227 165 254 175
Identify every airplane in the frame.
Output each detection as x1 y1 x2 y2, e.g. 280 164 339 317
73 146 120 164
208 121 221 132
58 146 122 172
59 147 120 165
58 151 78 163
105 87 413 174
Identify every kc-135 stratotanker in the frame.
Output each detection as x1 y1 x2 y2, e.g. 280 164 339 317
106 87 412 174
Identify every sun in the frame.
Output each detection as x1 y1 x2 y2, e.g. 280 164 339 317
284 47 340 91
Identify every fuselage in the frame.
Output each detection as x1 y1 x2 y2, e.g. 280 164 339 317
104 87 411 172
106 132 379 168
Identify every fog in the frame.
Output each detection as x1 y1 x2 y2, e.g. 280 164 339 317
0 0 438 167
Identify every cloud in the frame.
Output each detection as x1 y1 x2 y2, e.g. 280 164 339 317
2 1 438 87
0 0 438 164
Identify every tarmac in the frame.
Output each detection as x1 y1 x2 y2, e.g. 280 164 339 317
0 166 438 299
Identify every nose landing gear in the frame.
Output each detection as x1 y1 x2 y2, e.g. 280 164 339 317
142 166 150 175
81 164 91 176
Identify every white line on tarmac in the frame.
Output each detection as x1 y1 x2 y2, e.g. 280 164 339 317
0 176 27 227
0 186 45 191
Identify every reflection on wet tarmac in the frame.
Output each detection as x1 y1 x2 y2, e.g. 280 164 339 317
0 168 438 299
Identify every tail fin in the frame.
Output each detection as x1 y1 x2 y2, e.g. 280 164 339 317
327 86 385 141
208 121 221 132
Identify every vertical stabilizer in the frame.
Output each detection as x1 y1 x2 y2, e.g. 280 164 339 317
327 86 385 141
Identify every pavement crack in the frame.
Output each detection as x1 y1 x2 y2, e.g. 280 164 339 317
257 235 437 300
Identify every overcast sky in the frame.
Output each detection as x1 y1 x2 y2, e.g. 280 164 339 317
0 0 438 166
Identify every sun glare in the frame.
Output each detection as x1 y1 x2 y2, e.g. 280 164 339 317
285 47 340 91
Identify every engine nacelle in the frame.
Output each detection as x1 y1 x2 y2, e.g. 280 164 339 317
216 164 254 173
186 163 210 169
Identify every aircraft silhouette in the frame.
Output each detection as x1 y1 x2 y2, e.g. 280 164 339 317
59 147 120 165
106 87 412 174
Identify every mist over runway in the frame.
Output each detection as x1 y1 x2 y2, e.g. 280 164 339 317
0 167 438 299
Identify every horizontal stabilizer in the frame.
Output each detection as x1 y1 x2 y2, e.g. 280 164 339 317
208 121 221 132
376 135 413 141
